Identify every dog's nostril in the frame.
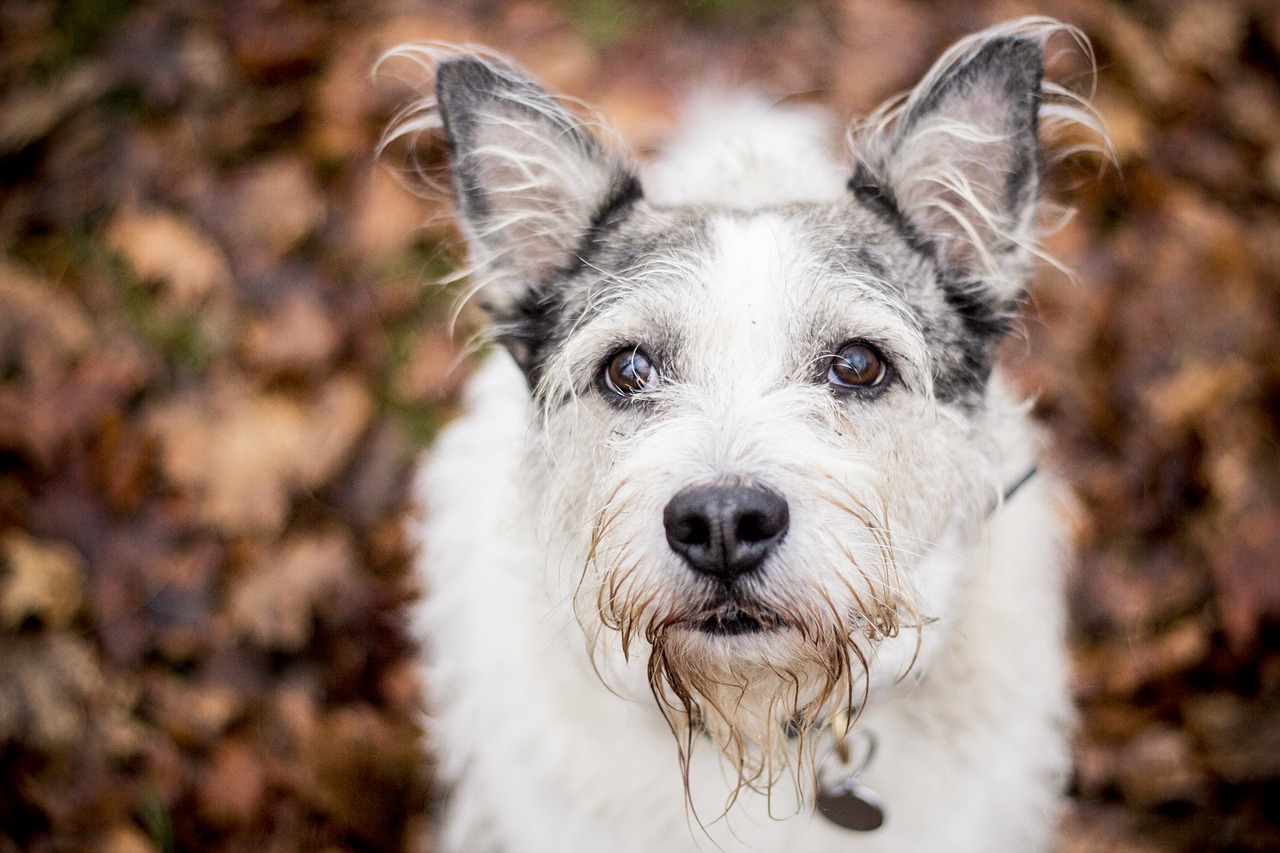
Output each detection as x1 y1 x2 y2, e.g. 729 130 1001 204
683 518 711 546
668 514 711 547
737 510 783 544
663 483 789 582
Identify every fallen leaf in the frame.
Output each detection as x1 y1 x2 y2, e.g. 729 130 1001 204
239 290 341 376
147 376 372 535
307 705 423 850
0 531 86 631
146 674 244 750
101 825 158 853
106 208 233 313
1183 691 1280 784
0 62 114 153
219 157 326 260
0 634 100 752
0 258 94 386
227 530 357 652
349 164 436 260
197 738 265 828
1113 725 1207 809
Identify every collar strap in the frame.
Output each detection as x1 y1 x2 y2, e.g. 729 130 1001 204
1002 465 1038 504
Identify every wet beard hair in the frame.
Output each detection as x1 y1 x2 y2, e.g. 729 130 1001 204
648 614 862 812
579 475 921 814
595 582 913 817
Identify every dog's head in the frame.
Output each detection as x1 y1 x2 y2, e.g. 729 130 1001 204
390 18 1100 795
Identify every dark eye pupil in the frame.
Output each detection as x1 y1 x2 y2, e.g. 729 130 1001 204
606 349 655 395
828 343 884 388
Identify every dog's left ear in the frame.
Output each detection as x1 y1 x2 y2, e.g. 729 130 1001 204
852 33 1046 307
435 58 640 326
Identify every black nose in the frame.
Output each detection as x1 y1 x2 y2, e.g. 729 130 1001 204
663 483 790 582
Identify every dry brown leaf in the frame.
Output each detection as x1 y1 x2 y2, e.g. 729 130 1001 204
1057 801 1173 853
240 290 341 375
294 375 376 488
309 35 382 161
227 0 326 78
0 634 100 751
1223 73 1280 149
147 376 372 535
1098 7 1183 107
1113 725 1207 809
106 209 233 313
101 825 158 853
1163 0 1247 77
1264 148 1280 199
147 674 243 749
307 705 423 850
1092 91 1149 161
1140 358 1254 431
1183 691 1280 784
1073 618 1211 699
349 164 436 260
148 388 303 534
3 340 152 467
0 62 114 153
392 330 464 403
1070 546 1210 639
227 530 357 652
0 258 94 385
0 531 86 631
833 0 936 112
1202 502 1280 649
222 157 326 259
197 738 266 828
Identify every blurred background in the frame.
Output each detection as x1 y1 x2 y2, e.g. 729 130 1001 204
1 0 1278 850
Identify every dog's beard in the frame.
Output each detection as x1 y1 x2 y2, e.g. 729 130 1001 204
644 602 861 805
580 489 918 813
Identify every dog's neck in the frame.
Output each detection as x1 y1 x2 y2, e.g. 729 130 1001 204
813 463 1039 832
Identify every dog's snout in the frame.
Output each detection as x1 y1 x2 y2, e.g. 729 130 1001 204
663 484 789 582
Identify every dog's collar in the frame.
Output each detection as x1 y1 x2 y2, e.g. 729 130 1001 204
1001 465 1038 505
815 464 1040 832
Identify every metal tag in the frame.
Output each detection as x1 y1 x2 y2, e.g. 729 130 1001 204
816 779 885 832
815 722 884 832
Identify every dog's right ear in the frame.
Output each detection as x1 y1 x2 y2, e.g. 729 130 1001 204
435 58 640 323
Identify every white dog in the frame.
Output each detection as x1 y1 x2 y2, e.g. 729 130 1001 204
396 17 1100 852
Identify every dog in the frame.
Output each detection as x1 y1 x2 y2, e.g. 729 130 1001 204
393 17 1102 852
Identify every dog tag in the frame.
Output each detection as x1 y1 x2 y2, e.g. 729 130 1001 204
816 778 885 832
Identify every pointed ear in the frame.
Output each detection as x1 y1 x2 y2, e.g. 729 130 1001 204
852 33 1046 305
435 58 641 320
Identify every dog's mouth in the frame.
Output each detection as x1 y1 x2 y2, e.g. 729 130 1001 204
692 603 784 636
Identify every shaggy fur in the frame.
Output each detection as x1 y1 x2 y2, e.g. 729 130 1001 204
396 18 1103 852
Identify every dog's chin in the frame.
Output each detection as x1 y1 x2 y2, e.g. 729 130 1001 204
670 591 788 637
690 603 785 637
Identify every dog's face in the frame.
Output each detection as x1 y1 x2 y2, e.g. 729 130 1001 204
527 200 999 755
404 22 1093 784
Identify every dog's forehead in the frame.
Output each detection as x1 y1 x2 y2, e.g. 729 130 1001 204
556 202 939 381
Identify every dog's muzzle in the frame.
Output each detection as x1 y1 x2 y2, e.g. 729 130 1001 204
662 482 789 583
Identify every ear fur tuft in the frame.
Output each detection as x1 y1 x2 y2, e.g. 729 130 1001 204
851 18 1103 309
380 46 640 344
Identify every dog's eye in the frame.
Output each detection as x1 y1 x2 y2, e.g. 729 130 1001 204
603 347 658 397
826 342 887 390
